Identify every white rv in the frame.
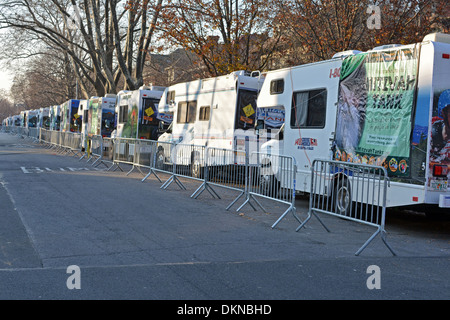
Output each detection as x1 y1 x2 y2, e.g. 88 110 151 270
38 107 51 129
77 99 89 136
258 53 346 192
158 70 265 152
115 85 167 140
77 99 89 149
87 94 116 137
49 105 62 131
60 99 81 132
260 33 450 212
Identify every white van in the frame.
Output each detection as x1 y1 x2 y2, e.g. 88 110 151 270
158 70 265 153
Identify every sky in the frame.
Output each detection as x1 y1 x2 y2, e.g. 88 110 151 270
0 70 12 92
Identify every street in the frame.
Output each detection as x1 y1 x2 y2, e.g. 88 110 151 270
0 132 449 303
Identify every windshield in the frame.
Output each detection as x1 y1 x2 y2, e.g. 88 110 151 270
101 110 115 136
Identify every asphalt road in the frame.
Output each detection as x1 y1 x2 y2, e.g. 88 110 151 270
0 132 449 304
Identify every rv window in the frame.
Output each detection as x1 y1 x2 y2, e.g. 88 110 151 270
119 105 128 123
166 90 175 104
199 106 210 121
177 101 197 123
270 79 284 94
291 89 327 128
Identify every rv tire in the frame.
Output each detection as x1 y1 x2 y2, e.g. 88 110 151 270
333 177 351 216
191 151 203 179
155 147 165 170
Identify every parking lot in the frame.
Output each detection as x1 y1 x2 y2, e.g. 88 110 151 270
0 132 449 302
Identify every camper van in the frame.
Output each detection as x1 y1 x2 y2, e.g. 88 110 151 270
158 70 264 151
49 105 61 131
77 100 88 136
115 85 167 140
260 33 450 211
12 115 20 127
87 94 116 137
20 109 39 128
76 99 89 149
61 99 81 132
38 107 51 130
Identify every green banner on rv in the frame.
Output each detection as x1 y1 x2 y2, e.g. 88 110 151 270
334 46 419 177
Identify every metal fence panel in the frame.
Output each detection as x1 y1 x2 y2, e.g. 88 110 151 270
296 159 396 256
191 147 247 205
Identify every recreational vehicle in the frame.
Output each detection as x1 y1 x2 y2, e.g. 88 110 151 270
61 99 81 132
20 109 39 128
158 70 264 150
115 85 167 140
260 33 450 212
38 107 51 129
87 94 116 137
12 115 20 127
49 105 61 131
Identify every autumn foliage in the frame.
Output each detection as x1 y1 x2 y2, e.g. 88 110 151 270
0 0 448 107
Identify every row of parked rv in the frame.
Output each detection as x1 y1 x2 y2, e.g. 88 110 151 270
3 32 450 213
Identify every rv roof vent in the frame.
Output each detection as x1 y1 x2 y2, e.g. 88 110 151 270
371 44 403 51
332 50 362 59
105 93 116 98
153 86 166 91
232 70 247 76
251 71 261 77
423 32 450 44
140 85 151 90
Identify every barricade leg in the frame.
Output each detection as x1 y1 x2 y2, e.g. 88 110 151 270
297 159 396 256
141 168 162 183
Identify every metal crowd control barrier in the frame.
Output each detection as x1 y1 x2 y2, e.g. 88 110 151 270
245 152 302 229
142 140 175 184
296 159 396 256
163 143 207 189
191 147 247 204
192 149 301 229
49 130 61 149
102 137 114 165
109 138 146 175
83 135 108 167
28 127 40 142
142 142 207 190
59 131 83 157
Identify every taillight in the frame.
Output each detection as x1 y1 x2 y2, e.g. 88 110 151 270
433 165 449 177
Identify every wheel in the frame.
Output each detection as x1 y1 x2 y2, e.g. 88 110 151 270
155 148 165 170
191 152 203 178
259 158 281 197
333 178 351 215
